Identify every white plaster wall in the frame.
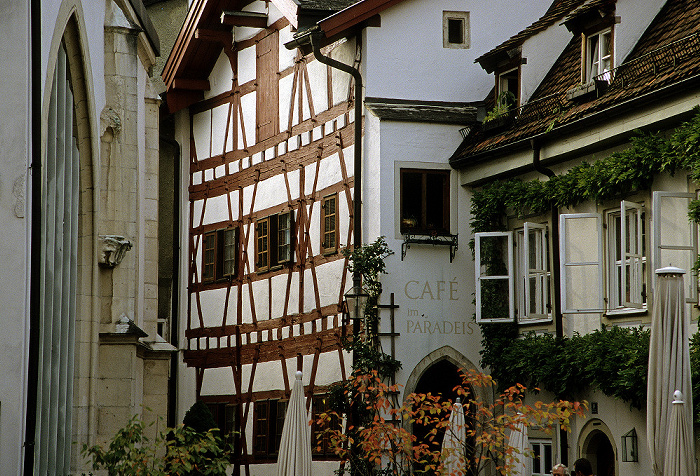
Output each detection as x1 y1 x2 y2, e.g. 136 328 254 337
520 22 573 104
361 118 482 400
363 0 548 102
615 0 666 66
0 2 31 472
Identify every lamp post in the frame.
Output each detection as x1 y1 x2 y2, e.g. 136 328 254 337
344 284 369 328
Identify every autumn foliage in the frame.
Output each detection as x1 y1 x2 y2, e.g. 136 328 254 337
314 368 587 476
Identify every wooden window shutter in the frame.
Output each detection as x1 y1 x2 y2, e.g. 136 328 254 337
256 30 279 142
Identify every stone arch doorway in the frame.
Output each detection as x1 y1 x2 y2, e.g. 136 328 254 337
405 346 484 475
579 419 617 476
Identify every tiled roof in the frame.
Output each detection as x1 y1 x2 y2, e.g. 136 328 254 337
300 0 359 10
475 0 587 69
451 0 700 165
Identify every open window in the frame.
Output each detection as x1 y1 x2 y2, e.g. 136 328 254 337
606 201 646 311
256 210 295 272
400 168 450 235
559 213 604 313
475 232 514 323
202 226 239 282
653 191 698 303
497 68 519 109
517 223 551 322
586 28 612 82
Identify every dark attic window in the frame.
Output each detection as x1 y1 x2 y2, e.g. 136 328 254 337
443 11 470 49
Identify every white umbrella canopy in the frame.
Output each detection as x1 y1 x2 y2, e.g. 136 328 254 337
507 415 529 476
663 390 695 476
647 267 694 476
277 371 312 476
441 398 466 476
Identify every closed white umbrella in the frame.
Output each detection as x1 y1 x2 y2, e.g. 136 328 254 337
646 267 694 476
507 414 528 476
441 398 466 476
277 371 312 476
663 390 695 476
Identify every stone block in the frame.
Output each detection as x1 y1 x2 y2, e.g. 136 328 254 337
99 345 135 379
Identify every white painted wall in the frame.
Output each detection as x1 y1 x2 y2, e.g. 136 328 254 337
520 21 573 104
363 0 549 102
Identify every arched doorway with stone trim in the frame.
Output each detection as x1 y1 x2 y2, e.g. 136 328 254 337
404 346 487 475
32 10 96 475
578 419 617 476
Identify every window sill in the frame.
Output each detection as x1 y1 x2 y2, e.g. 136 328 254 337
401 232 458 263
603 308 647 318
517 316 553 325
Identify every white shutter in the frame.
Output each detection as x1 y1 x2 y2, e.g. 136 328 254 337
653 191 698 303
559 213 604 313
621 201 644 309
522 222 551 322
475 232 514 323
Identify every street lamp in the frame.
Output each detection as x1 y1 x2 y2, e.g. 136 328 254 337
621 428 638 462
344 284 369 324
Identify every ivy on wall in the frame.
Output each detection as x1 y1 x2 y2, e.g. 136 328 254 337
471 109 700 422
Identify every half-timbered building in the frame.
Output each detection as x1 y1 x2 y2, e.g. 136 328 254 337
162 0 549 474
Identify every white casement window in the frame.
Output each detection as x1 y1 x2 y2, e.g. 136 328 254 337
530 439 553 476
653 191 698 303
560 213 604 313
606 201 646 311
587 28 612 82
517 223 551 322
475 232 514 323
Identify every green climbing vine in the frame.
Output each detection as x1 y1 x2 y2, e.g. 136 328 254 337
472 108 700 422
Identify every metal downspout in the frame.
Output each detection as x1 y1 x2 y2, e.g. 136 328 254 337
308 32 363 283
24 0 41 472
531 139 567 466
161 135 181 427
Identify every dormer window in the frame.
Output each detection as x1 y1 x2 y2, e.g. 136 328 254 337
498 68 519 108
586 28 612 82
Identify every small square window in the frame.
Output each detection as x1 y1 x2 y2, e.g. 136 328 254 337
443 11 470 49
400 168 450 235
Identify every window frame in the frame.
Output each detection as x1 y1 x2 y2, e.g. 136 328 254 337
518 222 552 323
311 394 342 459
497 67 520 109
530 438 553 476
202 226 239 283
475 231 515 323
653 191 698 304
399 168 451 236
443 11 470 49
559 213 604 313
321 193 339 255
253 399 287 459
605 201 646 313
256 211 296 272
585 28 613 82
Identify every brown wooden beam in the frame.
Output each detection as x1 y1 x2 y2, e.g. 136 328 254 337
173 78 211 91
221 11 268 28
195 28 233 45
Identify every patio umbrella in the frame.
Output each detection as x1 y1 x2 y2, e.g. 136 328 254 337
662 390 695 476
277 371 312 476
646 267 694 476
507 414 528 476
441 398 466 476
